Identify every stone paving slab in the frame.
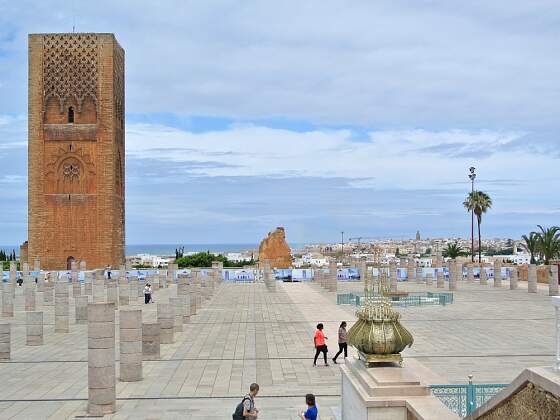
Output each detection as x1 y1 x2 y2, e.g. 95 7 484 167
0 277 555 418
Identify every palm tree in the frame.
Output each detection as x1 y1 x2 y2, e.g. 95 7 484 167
443 242 463 259
463 191 492 263
535 225 560 265
521 232 539 264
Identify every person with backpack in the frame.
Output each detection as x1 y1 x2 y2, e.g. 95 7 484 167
299 393 318 420
332 321 348 364
232 383 259 419
313 323 329 367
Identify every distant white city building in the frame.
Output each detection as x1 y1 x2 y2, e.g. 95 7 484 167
136 254 170 267
298 253 328 267
225 252 252 263
415 257 433 268
493 253 531 265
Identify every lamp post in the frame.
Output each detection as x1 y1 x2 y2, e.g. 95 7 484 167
341 231 344 264
468 167 476 263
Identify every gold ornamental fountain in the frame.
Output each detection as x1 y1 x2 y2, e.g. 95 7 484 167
347 271 414 367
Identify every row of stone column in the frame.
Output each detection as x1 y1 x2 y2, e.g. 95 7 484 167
86 264 223 416
394 260 559 296
314 262 338 292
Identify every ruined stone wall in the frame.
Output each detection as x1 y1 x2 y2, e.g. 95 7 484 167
258 227 292 269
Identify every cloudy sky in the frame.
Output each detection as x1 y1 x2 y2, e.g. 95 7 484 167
0 0 559 245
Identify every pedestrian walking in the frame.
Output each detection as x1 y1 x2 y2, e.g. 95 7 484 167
232 382 259 419
299 393 318 420
332 321 348 364
144 283 152 304
313 323 329 367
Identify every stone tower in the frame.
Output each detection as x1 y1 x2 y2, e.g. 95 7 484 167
28 33 125 270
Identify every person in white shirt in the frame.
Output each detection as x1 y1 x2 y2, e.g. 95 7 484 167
144 283 153 304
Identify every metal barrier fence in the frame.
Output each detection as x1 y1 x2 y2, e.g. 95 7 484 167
429 382 508 417
337 292 453 307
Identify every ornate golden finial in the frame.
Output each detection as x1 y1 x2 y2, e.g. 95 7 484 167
348 270 413 367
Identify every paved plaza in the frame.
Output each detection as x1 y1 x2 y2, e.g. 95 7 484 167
0 277 556 418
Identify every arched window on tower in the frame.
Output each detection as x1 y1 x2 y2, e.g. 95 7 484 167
68 107 74 123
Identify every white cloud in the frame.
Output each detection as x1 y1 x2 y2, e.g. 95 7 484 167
1 1 560 129
126 122 549 192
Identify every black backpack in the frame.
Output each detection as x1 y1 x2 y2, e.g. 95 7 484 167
232 396 251 420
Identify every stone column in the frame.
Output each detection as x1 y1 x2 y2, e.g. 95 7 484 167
467 263 474 282
26 311 43 346
0 323 10 359
328 262 338 292
177 275 188 296
87 303 116 415
106 282 118 309
119 309 142 382
448 261 457 291
142 322 160 360
426 272 433 286
189 285 197 316
480 265 488 285
75 295 89 324
9 261 17 288
509 267 518 290
72 280 82 297
157 304 174 344
133 276 143 298
79 260 87 271
493 260 502 288
24 282 36 311
118 277 129 306
170 297 184 332
36 273 44 292
389 262 397 292
129 276 138 303
549 265 559 296
93 269 105 303
2 283 14 317
436 270 445 288
70 261 80 298
33 257 41 273
528 264 537 293
360 261 367 282
416 266 423 284
22 262 29 278
54 280 69 333
85 271 93 296
43 281 54 306
407 260 414 282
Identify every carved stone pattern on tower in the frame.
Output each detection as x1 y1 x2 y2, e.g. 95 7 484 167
42 34 99 113
113 46 124 124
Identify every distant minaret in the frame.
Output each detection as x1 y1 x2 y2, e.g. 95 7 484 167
415 230 421 241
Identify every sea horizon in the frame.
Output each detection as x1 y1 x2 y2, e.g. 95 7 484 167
0 242 310 257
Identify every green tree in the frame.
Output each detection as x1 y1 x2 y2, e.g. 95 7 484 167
175 246 185 260
175 252 254 268
463 191 492 263
535 225 560 265
442 242 463 259
521 232 539 264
